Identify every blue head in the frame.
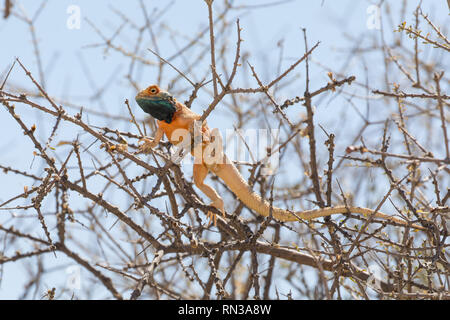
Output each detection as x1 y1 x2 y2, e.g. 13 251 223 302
135 85 177 123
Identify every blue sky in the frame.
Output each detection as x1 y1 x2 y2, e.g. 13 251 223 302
0 0 448 299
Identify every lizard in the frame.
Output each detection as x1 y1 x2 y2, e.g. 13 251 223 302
135 84 426 230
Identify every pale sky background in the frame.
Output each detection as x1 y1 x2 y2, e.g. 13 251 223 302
0 0 448 299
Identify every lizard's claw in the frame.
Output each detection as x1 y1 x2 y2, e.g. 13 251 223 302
206 200 225 227
207 211 218 227
139 137 156 154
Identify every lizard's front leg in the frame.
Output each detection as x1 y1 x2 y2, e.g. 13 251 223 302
139 126 164 153
193 163 224 226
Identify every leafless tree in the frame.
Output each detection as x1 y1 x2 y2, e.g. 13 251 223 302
0 0 448 300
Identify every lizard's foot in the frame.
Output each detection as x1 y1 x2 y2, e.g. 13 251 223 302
206 199 225 227
139 137 157 154
206 211 217 227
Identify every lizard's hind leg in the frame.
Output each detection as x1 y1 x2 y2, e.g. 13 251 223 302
193 163 225 226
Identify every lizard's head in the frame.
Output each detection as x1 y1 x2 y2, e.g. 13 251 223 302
135 85 177 123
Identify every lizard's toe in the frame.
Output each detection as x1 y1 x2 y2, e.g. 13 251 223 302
206 200 224 227
139 138 156 153
206 211 217 227
212 199 225 217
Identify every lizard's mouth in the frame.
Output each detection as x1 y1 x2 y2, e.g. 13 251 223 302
135 95 176 123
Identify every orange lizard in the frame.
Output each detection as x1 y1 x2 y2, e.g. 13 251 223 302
135 84 426 230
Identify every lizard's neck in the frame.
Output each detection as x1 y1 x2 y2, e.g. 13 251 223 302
135 95 177 123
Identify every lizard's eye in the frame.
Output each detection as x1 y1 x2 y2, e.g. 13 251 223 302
147 87 159 94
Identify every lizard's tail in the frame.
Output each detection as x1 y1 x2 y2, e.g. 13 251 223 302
213 162 425 230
